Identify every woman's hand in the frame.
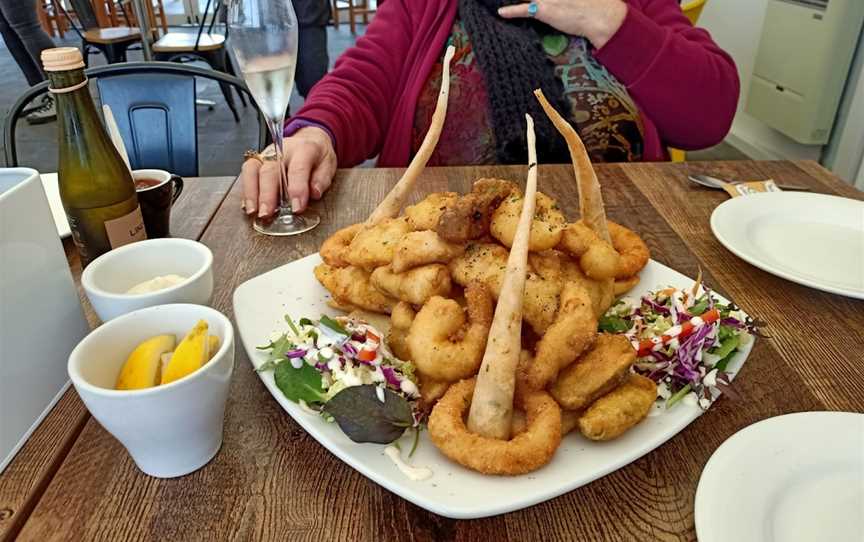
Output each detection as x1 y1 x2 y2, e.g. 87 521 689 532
498 0 628 49
241 126 337 217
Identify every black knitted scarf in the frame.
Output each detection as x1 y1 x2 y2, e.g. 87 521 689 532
458 0 571 164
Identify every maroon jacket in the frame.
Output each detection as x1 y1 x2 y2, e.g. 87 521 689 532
290 0 740 165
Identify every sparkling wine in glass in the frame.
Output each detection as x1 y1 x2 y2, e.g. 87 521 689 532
227 0 319 236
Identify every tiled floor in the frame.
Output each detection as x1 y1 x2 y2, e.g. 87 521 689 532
0 21 745 178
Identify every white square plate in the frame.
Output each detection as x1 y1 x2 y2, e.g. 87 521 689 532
233 254 753 519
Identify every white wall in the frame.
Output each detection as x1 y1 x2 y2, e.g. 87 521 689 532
699 0 823 161
823 33 864 184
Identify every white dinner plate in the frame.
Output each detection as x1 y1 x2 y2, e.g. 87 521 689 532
39 173 71 238
695 412 864 542
233 255 754 519
710 192 864 299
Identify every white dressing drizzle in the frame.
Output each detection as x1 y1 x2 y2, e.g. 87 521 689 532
383 446 432 481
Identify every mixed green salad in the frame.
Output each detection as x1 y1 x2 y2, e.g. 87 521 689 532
258 314 422 445
600 283 758 410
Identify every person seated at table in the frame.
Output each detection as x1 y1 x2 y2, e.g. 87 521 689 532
241 0 739 217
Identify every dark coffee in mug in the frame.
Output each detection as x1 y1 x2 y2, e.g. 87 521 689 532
133 170 183 239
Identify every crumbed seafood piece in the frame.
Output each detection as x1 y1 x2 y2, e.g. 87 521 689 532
344 216 412 271
549 334 636 411
405 192 459 231
490 192 567 252
417 374 451 413
391 230 465 273
436 178 521 243
528 250 615 318
558 221 620 281
450 243 560 335
371 264 452 306
614 275 641 296
320 223 364 268
578 374 657 441
387 302 415 361
429 378 562 475
406 282 493 382
523 282 597 391
314 263 396 314
608 221 650 279
512 406 579 436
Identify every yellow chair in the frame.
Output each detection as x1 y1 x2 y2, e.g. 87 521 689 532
668 0 708 162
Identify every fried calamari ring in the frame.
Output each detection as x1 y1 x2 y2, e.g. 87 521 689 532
608 221 650 279
578 374 657 441
320 223 363 268
344 216 412 271
370 263 452 306
490 192 566 252
404 192 459 231
391 230 465 273
314 263 396 314
406 282 493 382
429 378 562 475
523 282 597 391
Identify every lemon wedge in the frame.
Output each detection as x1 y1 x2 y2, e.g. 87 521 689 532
116 335 176 390
161 320 210 385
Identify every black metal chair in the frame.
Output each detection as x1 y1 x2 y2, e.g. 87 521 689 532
62 0 144 64
3 62 267 176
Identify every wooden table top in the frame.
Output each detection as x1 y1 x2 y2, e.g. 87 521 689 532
2 161 862 541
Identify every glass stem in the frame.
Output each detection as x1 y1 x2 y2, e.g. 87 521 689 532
267 116 292 214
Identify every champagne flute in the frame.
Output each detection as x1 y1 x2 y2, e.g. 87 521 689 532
227 0 320 236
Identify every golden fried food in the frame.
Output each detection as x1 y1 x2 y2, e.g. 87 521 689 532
558 221 620 281
428 378 562 475
344 217 412 271
450 243 560 334
405 192 459 231
417 373 451 412
320 223 363 268
436 179 520 243
608 221 650 279
614 275 641 296
490 192 566 252
391 230 465 273
528 250 616 318
406 283 493 382
549 334 636 411
578 374 657 441
387 301 415 361
512 405 579 436
314 263 397 314
371 264 452 306
524 282 597 391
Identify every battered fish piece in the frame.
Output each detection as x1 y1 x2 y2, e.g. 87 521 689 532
449 243 560 334
529 250 615 318
370 264 452 306
320 223 363 268
344 217 412 271
524 282 597 391
391 230 465 273
436 179 520 243
387 301 415 361
549 334 636 411
405 192 459 231
490 192 567 252
314 263 396 314
578 374 657 441
417 373 451 413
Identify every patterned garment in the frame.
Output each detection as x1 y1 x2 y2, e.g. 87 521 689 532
411 20 644 165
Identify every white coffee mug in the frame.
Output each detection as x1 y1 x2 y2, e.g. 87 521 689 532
0 168 90 474
68 304 234 478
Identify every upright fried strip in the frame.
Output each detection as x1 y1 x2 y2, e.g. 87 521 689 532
466 114 538 439
534 89 611 243
366 45 456 225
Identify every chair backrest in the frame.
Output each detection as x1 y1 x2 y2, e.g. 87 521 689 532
3 62 267 173
97 73 199 177
681 0 707 25
69 0 100 31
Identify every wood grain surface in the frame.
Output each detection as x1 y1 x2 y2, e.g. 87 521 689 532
0 177 235 542
7 163 863 542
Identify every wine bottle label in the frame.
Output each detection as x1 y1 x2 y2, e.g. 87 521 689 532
105 206 147 248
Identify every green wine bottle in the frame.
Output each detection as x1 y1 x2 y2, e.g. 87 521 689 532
41 48 146 267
